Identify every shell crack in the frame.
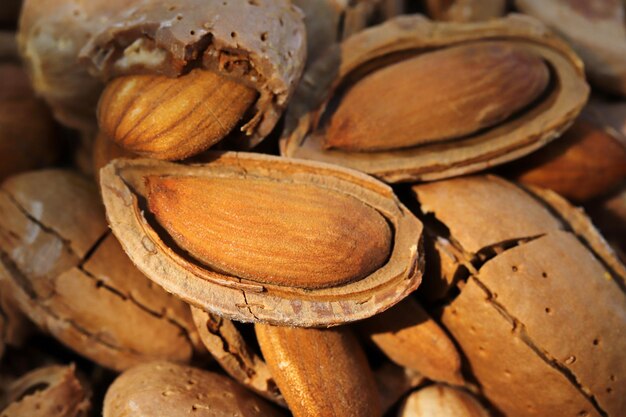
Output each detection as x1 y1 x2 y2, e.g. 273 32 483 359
0 194 194 353
470 273 608 417
408 191 608 416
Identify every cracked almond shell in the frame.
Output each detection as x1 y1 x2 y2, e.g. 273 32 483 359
100 153 423 327
0 170 200 371
410 175 626 417
18 0 306 144
280 14 589 183
0 364 90 417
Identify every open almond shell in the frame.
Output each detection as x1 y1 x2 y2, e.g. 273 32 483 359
18 0 306 144
280 14 589 183
100 153 423 327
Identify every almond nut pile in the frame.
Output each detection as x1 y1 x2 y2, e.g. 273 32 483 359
1 1 625 417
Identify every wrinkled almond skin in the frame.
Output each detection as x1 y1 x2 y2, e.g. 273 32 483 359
358 297 464 385
146 175 392 288
505 119 626 202
98 69 257 160
1 365 90 417
325 41 549 151
255 324 381 417
397 385 489 417
103 362 284 417
426 0 506 22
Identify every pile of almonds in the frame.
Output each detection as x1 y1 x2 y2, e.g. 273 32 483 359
1 1 625 417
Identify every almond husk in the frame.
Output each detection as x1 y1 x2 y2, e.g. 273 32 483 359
100 153 423 327
281 14 589 183
0 170 200 371
410 175 626 417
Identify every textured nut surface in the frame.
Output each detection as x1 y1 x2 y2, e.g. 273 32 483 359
397 385 489 417
103 361 284 417
98 70 257 160
411 175 626 417
325 42 549 151
100 154 423 326
281 15 589 183
146 175 392 288
0 170 198 370
255 324 381 417
1 365 90 417
191 307 284 406
505 118 626 202
426 0 506 22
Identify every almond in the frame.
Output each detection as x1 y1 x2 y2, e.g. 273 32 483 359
97 69 257 160
146 175 392 289
505 119 626 202
255 324 381 417
325 41 549 152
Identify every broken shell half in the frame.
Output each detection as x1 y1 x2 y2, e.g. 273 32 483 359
280 14 589 183
100 153 423 327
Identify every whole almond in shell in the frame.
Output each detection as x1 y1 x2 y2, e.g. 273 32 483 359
325 42 549 152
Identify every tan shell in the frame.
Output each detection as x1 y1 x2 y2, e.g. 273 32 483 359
18 0 306 144
281 14 589 183
358 296 464 385
516 0 626 97
190 307 285 406
0 170 200 371
0 365 90 417
191 306 426 413
410 175 626 417
397 385 489 417
103 361 284 417
100 153 423 327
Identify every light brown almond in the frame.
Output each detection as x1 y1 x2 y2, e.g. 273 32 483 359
255 324 381 417
324 41 550 151
97 69 257 160
146 175 392 289
505 119 626 202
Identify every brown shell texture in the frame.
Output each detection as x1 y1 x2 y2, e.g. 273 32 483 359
280 14 589 183
99 153 424 327
358 296 464 386
0 170 199 371
516 0 626 97
103 361 285 417
190 307 285 406
410 175 626 417
0 365 90 417
18 0 306 144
